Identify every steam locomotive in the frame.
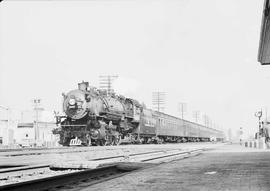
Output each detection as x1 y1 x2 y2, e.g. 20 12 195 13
53 81 224 146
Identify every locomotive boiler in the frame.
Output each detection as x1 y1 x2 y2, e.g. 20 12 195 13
54 81 142 146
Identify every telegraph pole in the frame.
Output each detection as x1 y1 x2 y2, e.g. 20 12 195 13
192 110 200 138
239 127 243 145
152 92 166 112
152 91 165 140
0 105 10 132
203 114 209 127
99 75 118 95
0 105 10 145
178 103 187 120
192 110 200 123
209 119 212 128
33 99 44 146
255 110 263 139
178 103 187 137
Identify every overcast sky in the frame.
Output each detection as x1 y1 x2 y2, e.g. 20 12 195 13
0 0 268 137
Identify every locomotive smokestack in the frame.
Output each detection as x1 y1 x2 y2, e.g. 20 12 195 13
78 81 89 91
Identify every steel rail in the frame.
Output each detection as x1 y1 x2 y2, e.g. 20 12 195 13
0 165 50 174
90 149 170 161
0 165 136 191
140 149 203 162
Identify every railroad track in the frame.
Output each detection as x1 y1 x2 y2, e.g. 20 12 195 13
0 146 161 157
0 164 138 191
0 148 205 191
0 142 209 157
0 147 100 157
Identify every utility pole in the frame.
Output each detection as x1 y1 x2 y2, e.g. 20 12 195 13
33 99 44 146
193 110 200 138
209 119 212 128
203 114 210 127
239 127 243 145
178 103 187 120
152 92 166 112
178 103 187 137
99 75 118 95
192 110 200 123
152 92 166 139
255 109 263 139
0 105 10 134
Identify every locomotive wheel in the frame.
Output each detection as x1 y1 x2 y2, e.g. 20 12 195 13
113 135 122 146
104 135 113 146
87 138 92 146
86 134 91 146
104 139 112 146
96 139 107 146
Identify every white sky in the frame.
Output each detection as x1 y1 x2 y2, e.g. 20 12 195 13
0 0 269 137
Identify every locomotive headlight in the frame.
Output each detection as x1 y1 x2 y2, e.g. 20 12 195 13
69 98 76 105
90 129 99 139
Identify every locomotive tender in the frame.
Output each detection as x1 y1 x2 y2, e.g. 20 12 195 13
53 81 224 146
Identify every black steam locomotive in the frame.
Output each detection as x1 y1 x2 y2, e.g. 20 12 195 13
53 82 224 146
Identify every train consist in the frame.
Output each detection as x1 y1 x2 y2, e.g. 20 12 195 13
53 81 224 146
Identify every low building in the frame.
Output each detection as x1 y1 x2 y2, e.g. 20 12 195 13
0 119 15 146
15 122 59 147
